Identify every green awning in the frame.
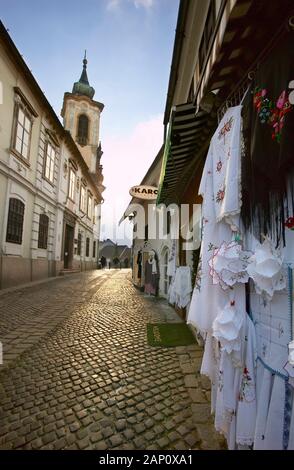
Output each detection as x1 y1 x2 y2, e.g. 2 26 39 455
157 103 208 205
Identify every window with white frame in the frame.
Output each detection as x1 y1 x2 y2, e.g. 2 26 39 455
68 168 76 201
87 193 93 219
80 185 86 213
13 106 32 160
44 142 56 183
93 203 98 224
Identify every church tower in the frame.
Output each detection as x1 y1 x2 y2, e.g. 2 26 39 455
61 52 105 198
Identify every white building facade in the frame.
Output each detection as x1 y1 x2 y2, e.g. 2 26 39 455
0 23 105 289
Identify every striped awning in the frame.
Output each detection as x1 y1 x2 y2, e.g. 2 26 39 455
156 102 209 205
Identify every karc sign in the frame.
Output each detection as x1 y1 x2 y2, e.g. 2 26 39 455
129 185 158 200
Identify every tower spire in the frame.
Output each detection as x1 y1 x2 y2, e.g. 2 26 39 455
79 50 89 85
72 51 95 99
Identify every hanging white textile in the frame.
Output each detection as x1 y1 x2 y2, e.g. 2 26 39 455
186 106 258 449
148 250 157 274
213 312 257 449
167 240 177 277
168 276 176 305
187 105 243 335
246 237 286 300
168 266 192 308
235 314 257 448
247 224 294 450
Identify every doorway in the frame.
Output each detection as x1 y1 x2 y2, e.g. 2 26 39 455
64 224 74 269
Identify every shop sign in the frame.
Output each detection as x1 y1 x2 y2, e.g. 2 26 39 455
129 185 158 200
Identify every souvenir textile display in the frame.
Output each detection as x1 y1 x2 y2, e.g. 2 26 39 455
168 266 192 309
246 237 286 300
144 250 159 295
187 105 244 336
241 30 294 246
187 105 258 449
208 241 251 290
246 226 294 450
212 296 245 354
167 240 177 277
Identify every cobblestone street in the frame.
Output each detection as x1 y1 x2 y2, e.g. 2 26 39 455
0 270 224 450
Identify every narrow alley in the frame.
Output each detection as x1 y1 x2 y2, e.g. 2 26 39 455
0 270 224 450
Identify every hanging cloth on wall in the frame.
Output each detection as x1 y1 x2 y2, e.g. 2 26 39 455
241 30 294 245
167 240 177 277
144 250 159 295
187 105 243 335
173 266 192 308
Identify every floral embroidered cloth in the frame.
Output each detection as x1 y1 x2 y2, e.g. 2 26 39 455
187 106 243 334
213 313 257 449
167 240 177 277
212 106 242 223
212 298 245 354
208 241 251 290
246 237 286 300
241 31 294 245
247 224 294 449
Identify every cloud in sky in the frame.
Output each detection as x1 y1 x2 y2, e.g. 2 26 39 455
107 0 154 11
133 0 154 8
106 0 120 10
101 114 163 243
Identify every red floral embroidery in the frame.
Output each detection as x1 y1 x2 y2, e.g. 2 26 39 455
216 186 225 204
253 87 293 144
285 217 294 230
216 161 223 173
218 117 234 143
239 367 254 403
271 91 292 143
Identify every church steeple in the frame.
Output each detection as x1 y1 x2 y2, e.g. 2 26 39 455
79 51 89 84
72 51 95 99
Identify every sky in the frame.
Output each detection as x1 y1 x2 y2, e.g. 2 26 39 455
1 0 179 245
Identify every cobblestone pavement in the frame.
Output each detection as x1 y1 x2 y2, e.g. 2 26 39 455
0 270 225 450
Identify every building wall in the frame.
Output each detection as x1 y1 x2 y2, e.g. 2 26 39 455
173 0 211 107
57 141 99 270
0 35 103 289
129 154 178 298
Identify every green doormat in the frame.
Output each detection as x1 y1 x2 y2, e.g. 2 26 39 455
147 323 196 347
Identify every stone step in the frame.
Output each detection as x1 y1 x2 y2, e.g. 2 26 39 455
59 269 81 276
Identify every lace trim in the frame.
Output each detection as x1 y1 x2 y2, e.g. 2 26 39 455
236 437 254 446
